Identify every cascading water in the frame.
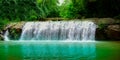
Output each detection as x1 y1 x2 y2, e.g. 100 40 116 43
19 21 97 41
3 21 97 59
4 30 10 41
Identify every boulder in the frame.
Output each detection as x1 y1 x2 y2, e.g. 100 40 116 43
105 25 120 40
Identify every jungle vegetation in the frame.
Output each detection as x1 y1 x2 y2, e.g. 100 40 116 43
0 0 120 30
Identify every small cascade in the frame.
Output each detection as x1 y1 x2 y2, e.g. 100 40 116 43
19 21 97 41
4 30 10 41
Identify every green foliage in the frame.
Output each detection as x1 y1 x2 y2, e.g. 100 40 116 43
59 0 88 19
38 0 59 18
59 0 73 18
0 19 9 30
0 0 120 22
0 0 37 21
59 0 120 18
0 0 59 30
0 0 59 21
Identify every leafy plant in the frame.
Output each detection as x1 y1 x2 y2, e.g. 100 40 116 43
59 0 88 19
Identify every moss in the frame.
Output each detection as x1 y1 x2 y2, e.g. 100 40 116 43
98 24 107 30
0 19 10 31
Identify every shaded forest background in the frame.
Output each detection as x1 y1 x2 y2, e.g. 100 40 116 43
0 0 120 29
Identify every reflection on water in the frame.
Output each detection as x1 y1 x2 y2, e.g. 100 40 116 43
2 41 96 60
21 42 96 60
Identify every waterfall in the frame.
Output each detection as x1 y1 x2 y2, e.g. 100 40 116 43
4 30 10 41
19 21 97 41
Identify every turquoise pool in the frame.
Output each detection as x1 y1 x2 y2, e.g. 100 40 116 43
0 41 120 60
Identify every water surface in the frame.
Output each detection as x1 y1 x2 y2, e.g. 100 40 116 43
0 41 120 60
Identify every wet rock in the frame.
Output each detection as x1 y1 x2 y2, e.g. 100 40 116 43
96 24 120 40
105 25 120 40
94 18 120 40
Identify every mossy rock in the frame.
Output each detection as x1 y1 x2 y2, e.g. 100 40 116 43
4 22 25 40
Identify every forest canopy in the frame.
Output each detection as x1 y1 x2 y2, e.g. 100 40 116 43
0 0 120 21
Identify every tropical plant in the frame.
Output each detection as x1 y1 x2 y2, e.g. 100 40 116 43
0 0 59 21
59 0 88 19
